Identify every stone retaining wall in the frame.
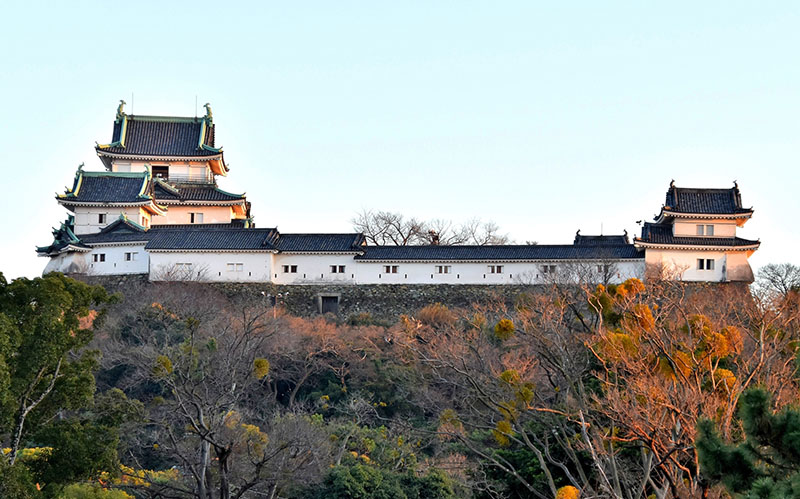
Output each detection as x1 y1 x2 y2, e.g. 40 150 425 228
76 274 536 320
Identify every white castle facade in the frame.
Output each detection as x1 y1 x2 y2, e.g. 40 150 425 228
38 103 760 285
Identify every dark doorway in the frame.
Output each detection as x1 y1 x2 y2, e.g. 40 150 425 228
152 165 169 180
320 296 339 315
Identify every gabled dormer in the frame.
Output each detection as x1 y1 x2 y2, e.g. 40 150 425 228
96 100 228 181
56 165 167 234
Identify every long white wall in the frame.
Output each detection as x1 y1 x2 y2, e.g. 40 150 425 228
353 260 644 285
149 251 271 282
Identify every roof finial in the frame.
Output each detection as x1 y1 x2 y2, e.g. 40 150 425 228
116 99 126 121
670 179 675 188
575 229 580 236
733 179 738 189
203 102 213 123
77 162 84 172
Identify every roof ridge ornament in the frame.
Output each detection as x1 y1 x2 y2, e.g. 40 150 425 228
203 102 213 123
116 99 126 122
669 179 675 188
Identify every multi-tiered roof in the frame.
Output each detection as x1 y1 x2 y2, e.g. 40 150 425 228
635 181 760 252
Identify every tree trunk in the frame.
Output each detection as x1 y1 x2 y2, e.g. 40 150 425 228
218 447 232 499
199 439 210 499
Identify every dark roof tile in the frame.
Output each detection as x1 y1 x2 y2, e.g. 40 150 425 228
275 233 366 252
60 171 150 204
574 233 629 245
355 244 642 261
145 228 278 251
637 222 759 247
154 182 245 202
664 185 751 215
101 116 218 157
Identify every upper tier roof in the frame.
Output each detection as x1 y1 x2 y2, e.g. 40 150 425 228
100 116 218 157
95 102 227 174
660 181 753 216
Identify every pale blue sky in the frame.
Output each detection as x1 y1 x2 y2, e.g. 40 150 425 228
2 2 798 279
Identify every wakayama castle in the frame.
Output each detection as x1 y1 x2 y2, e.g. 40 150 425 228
37 102 761 285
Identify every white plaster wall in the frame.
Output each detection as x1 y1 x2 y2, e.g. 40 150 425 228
353 260 644 285
73 207 151 234
271 254 357 284
724 252 755 282
149 252 271 282
673 220 737 237
86 244 149 275
42 252 89 275
157 205 235 225
644 249 729 282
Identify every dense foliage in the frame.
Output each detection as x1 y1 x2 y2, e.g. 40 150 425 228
1 265 799 498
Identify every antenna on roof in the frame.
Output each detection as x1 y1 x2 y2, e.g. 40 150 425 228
195 95 198 118
600 222 603 235
131 92 134 115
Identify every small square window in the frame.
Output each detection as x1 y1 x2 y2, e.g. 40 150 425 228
541 265 556 274
706 225 714 236
190 213 204 224
98 213 107 224
697 258 704 270
383 265 398 274
706 259 715 270
435 265 451 274
282 265 297 273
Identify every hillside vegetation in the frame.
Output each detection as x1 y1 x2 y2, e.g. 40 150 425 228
0 272 799 498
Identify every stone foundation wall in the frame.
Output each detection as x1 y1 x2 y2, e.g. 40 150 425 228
75 274 536 321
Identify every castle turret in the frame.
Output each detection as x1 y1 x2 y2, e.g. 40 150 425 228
634 182 760 282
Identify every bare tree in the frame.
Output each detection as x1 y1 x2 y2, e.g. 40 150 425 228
352 209 425 245
756 263 800 299
353 210 510 246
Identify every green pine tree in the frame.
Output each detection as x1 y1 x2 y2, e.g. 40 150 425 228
696 388 800 498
